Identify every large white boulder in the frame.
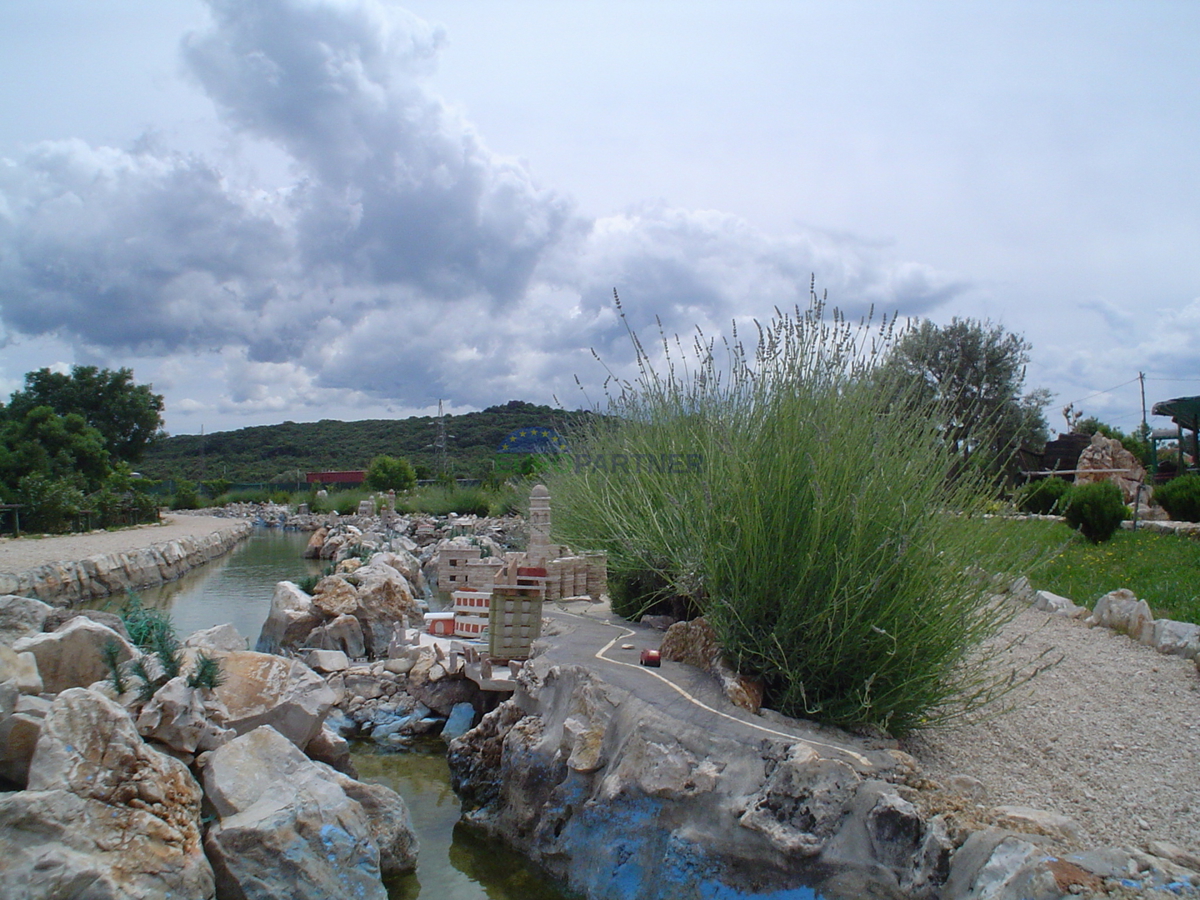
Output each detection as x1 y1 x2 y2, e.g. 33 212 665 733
202 726 415 899
1087 588 1155 644
0 595 52 648
255 581 323 653
213 650 336 749
12 616 136 694
183 622 247 654
0 687 214 899
135 675 235 754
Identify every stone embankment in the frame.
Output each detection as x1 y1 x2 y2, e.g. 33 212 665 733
0 518 253 606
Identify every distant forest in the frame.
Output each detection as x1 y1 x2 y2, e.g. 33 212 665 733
139 400 594 484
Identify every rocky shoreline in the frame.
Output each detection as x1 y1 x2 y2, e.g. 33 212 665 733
0 518 253 605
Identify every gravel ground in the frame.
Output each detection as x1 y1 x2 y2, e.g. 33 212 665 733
0 514 245 574
905 603 1200 854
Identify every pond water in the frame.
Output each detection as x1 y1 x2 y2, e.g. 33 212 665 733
355 740 578 900
113 528 576 900
111 527 322 642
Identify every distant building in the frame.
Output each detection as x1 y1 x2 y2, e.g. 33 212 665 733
305 471 366 485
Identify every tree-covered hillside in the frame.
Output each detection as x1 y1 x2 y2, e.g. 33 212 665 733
138 401 591 484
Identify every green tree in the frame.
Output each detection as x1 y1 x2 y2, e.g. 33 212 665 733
364 455 417 492
0 406 116 532
0 407 111 490
881 318 1050 475
3 366 164 463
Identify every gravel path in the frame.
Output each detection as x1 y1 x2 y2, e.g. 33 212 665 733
905 603 1200 854
0 514 245 574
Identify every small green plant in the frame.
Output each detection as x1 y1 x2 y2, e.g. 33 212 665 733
1015 477 1070 515
101 639 128 695
121 591 182 697
1153 474 1200 522
1061 481 1126 543
131 656 162 702
186 653 226 690
296 573 321 595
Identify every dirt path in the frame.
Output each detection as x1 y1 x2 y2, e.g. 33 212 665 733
0 514 246 574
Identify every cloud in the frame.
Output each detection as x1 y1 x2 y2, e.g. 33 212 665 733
0 0 970 425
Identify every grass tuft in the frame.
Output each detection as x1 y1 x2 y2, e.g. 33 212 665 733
548 289 1026 736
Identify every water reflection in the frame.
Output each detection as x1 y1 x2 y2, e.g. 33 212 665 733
95 528 321 641
353 740 578 900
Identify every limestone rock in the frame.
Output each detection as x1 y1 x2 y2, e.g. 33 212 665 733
12 616 136 694
1033 590 1087 618
255 580 323 654
1 687 215 899
305 648 350 672
441 701 477 742
353 567 420 657
0 595 52 648
371 549 423 589
305 723 356 776
0 711 43 786
43 607 130 639
660 616 722 669
738 744 862 856
202 726 412 898
1075 432 1147 503
329 769 418 876
213 650 336 749
302 526 328 559
1087 588 1155 643
446 699 528 810
309 613 366 658
183 622 247 654
312 575 359 617
135 675 235 754
943 830 1062 900
660 617 761 711
0 646 43 694
1151 618 1200 659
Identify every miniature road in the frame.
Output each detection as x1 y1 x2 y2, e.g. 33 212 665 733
540 602 896 773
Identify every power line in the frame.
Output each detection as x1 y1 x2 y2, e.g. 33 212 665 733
1062 376 1141 408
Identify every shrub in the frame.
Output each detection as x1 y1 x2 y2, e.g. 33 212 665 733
1153 473 1200 522
296 573 321 595
548 292 1022 735
170 480 200 510
1061 481 1126 543
1014 477 1070 514
16 474 85 533
365 455 417 492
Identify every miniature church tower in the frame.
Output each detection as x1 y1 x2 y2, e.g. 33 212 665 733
527 483 552 566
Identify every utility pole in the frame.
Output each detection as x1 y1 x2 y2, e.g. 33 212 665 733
1139 371 1148 436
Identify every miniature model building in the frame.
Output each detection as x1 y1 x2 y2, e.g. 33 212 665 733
428 484 607 659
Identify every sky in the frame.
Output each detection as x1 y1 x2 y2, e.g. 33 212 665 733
1 0 1198 439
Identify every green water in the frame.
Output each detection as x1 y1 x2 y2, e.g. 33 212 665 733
354 740 578 900
103 527 322 643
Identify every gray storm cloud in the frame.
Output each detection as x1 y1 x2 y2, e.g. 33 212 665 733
0 0 969 413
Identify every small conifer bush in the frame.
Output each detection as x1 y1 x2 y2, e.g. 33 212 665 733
1152 473 1200 522
1015 477 1070 515
1061 481 1126 543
